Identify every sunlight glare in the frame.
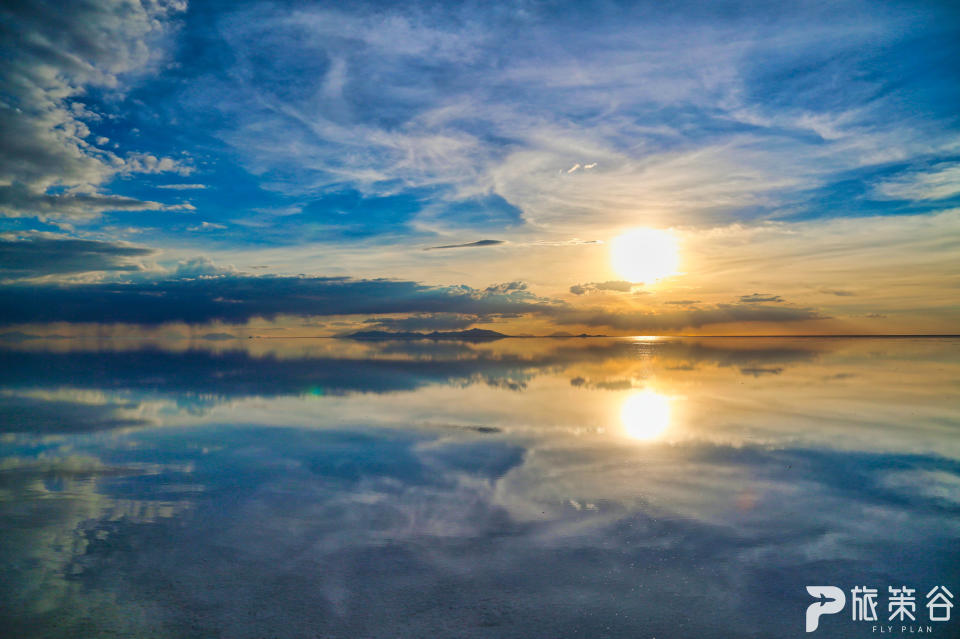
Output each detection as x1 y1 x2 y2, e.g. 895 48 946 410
610 228 679 283
620 391 671 441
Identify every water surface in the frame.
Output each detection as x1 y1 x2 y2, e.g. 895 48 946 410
1 337 958 638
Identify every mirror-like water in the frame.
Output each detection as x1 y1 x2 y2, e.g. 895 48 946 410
1 337 958 638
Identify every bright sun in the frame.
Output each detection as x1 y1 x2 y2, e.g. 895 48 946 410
620 391 672 441
610 228 679 283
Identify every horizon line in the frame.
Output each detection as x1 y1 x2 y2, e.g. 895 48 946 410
4 333 958 340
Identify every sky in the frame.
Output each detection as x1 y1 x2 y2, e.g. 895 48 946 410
1 0 958 336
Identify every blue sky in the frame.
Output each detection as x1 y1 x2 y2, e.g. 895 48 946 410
1 0 958 334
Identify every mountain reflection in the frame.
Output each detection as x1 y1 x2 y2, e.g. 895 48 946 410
0 337 958 638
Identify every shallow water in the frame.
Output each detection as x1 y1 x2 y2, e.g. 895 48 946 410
1 337 958 638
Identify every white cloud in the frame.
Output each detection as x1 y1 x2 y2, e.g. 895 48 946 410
188 222 227 231
0 0 188 218
874 163 960 201
156 184 207 190
119 153 193 177
196 2 960 235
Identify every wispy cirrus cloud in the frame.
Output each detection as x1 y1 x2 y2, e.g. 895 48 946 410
424 239 504 251
873 162 960 202
181 0 960 238
155 184 208 190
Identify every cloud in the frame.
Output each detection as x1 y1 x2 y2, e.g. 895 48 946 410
533 239 602 246
0 183 192 219
2 359 954 639
156 184 207 190
167 257 235 279
739 367 783 377
483 281 530 295
569 376 634 390
186 1 960 237
0 256 830 331
820 288 855 297
0 0 188 218
0 275 558 325
738 293 784 303
664 300 701 305
424 239 504 250
569 281 636 295
0 394 147 434
0 236 153 278
874 162 960 201
119 153 193 177
188 222 227 231
0 337 830 400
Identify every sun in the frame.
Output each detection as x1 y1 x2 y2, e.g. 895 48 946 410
610 228 679 283
620 391 671 441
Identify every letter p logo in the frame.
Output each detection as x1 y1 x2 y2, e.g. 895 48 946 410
805 586 845 632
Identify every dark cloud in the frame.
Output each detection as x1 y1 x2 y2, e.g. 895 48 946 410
568 377 634 390
0 237 153 277
0 183 186 219
0 275 557 325
424 239 505 250
0 267 832 331
0 395 147 434
483 281 528 295
0 347 539 401
739 367 783 377
569 281 635 295
820 288 855 297
738 293 784 303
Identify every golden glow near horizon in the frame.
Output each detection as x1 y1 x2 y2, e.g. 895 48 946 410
620 390 672 441
610 228 679 284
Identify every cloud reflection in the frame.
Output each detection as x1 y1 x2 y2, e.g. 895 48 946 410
0 337 958 637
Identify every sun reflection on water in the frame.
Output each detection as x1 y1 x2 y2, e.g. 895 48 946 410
620 390 671 441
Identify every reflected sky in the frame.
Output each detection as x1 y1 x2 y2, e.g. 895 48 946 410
1 337 958 638
620 390 672 441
